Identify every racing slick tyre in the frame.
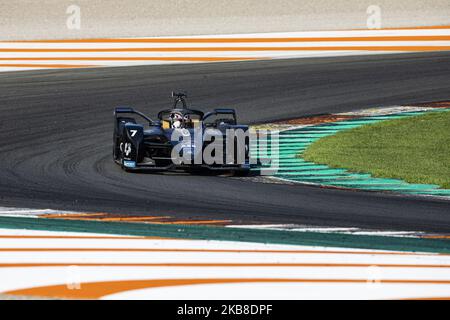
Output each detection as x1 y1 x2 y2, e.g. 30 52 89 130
233 168 250 177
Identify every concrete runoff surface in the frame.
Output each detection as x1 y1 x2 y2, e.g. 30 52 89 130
1 0 450 41
0 52 449 233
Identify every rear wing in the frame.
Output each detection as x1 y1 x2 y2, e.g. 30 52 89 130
114 107 154 124
114 107 135 114
203 108 236 120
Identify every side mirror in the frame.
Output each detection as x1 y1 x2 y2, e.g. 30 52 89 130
151 120 162 127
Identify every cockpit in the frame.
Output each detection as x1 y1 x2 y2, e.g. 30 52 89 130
158 109 204 129
157 91 204 129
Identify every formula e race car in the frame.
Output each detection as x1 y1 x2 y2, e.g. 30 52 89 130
113 92 250 174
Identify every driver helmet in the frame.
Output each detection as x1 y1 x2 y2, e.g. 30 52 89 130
170 112 183 128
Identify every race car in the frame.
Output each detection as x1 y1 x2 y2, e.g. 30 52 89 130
113 92 250 174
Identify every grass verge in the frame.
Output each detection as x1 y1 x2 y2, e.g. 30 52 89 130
303 111 450 188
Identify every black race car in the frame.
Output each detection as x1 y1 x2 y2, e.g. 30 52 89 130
113 92 250 174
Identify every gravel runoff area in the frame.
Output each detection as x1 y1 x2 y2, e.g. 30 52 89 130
1 0 450 40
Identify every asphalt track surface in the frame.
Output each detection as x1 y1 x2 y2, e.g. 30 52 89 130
0 52 450 233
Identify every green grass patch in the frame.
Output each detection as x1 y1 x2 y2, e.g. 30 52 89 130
303 111 450 189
